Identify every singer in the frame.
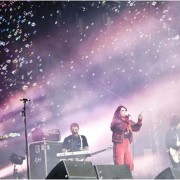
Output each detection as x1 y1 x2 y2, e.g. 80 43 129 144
110 105 142 171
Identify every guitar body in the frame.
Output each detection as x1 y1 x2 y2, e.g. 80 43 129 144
0 132 20 140
169 148 180 164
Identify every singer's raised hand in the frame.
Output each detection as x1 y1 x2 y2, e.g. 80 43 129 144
138 111 143 120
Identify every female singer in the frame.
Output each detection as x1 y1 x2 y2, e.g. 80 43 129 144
110 105 143 171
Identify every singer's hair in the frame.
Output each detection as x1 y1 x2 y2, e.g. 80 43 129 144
170 115 180 128
113 105 127 119
70 123 79 129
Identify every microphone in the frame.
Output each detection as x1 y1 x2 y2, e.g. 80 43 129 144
125 114 131 117
20 98 31 102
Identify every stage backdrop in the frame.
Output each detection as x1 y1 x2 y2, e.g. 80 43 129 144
0 1 180 178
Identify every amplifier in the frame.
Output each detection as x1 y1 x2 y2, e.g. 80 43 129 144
29 140 63 179
31 128 61 141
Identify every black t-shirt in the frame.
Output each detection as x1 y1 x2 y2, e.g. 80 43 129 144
62 135 88 152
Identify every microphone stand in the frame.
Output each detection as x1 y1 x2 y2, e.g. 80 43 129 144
21 99 30 179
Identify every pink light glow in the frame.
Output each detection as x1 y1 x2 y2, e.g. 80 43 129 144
1 1 180 179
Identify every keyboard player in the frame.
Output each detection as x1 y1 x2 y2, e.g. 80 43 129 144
61 123 89 161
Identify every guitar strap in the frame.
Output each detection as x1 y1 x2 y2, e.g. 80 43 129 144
176 133 180 146
79 135 83 150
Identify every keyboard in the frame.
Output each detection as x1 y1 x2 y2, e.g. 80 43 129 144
57 151 92 159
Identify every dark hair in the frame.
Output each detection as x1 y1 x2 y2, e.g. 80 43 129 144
70 123 79 129
113 105 127 119
170 115 180 128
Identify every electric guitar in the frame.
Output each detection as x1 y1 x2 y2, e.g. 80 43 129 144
169 147 180 164
0 133 20 140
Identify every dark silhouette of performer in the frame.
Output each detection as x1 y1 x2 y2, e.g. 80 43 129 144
166 115 180 168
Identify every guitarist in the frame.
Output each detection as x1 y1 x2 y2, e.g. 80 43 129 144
166 115 180 168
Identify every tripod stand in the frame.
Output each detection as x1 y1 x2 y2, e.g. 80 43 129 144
9 153 25 179
13 164 22 179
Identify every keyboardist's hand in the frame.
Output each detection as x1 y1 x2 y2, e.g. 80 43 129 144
61 148 68 153
79 146 89 151
84 146 89 151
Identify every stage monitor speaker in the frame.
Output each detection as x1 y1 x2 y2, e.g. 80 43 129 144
94 164 133 179
155 167 180 179
46 160 97 179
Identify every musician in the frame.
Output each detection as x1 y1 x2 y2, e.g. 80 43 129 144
166 115 180 168
110 105 142 171
62 123 89 152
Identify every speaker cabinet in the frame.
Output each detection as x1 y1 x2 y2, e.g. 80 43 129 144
29 140 63 179
155 167 180 179
46 160 97 179
94 164 133 179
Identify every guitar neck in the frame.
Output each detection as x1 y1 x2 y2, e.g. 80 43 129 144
91 148 107 156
